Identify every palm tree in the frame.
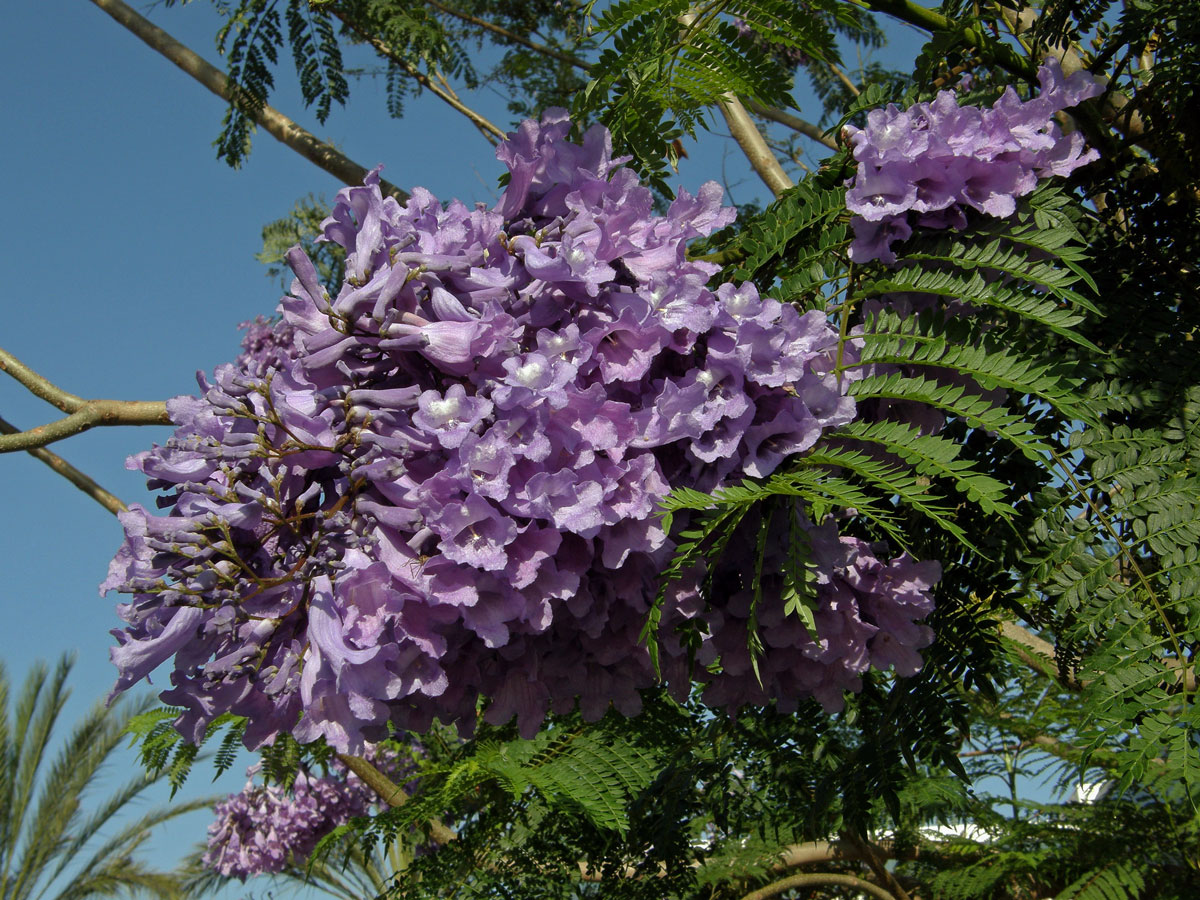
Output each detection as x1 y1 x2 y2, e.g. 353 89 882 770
184 836 415 900
0 655 212 900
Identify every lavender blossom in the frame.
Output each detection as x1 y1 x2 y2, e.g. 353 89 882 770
668 514 940 716
104 110 938 751
204 747 410 880
845 59 1102 263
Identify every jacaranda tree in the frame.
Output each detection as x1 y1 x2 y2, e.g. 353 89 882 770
3 0 1198 897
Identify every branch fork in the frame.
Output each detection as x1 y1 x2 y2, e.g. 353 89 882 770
0 348 170 454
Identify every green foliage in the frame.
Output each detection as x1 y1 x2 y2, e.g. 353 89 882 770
576 0 868 191
256 193 344 289
900 652 1200 900
213 0 283 167
285 0 349 123
124 707 245 797
167 0 593 170
1028 393 1200 798
444 0 593 121
331 708 678 853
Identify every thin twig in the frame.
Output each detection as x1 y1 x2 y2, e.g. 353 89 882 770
744 99 838 150
0 414 127 515
423 0 591 71
741 872 897 900
828 60 862 97
87 0 409 201
329 9 505 143
337 754 458 845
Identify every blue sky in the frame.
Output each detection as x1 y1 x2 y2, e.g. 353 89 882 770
0 2 931 896
0 2 785 894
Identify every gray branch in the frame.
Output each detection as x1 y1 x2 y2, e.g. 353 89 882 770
745 100 838 151
678 11 793 198
86 0 409 202
741 872 897 900
0 347 169 453
0 347 87 413
0 401 171 453
337 754 458 845
717 93 795 197
0 414 127 515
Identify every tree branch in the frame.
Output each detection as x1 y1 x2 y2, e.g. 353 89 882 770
718 93 795 197
676 11 793 197
775 837 971 872
0 348 86 413
828 60 862 97
86 0 409 202
741 872 897 900
840 833 913 900
0 414 127 515
328 9 506 144
0 402 171 453
998 620 1083 690
774 840 858 869
744 99 838 150
422 0 592 72
337 754 458 845
0 346 171 452
850 0 1036 79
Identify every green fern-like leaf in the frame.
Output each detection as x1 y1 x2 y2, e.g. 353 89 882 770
577 0 846 188
856 309 1090 422
1056 859 1146 900
834 419 1014 516
124 708 244 795
284 0 347 124
215 0 284 167
848 371 1050 460
797 443 974 550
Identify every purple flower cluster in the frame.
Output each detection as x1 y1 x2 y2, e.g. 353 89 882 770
204 754 386 880
682 517 939 715
845 59 1102 263
103 110 939 751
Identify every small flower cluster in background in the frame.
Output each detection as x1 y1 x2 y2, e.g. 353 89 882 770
845 59 1102 263
204 744 408 880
